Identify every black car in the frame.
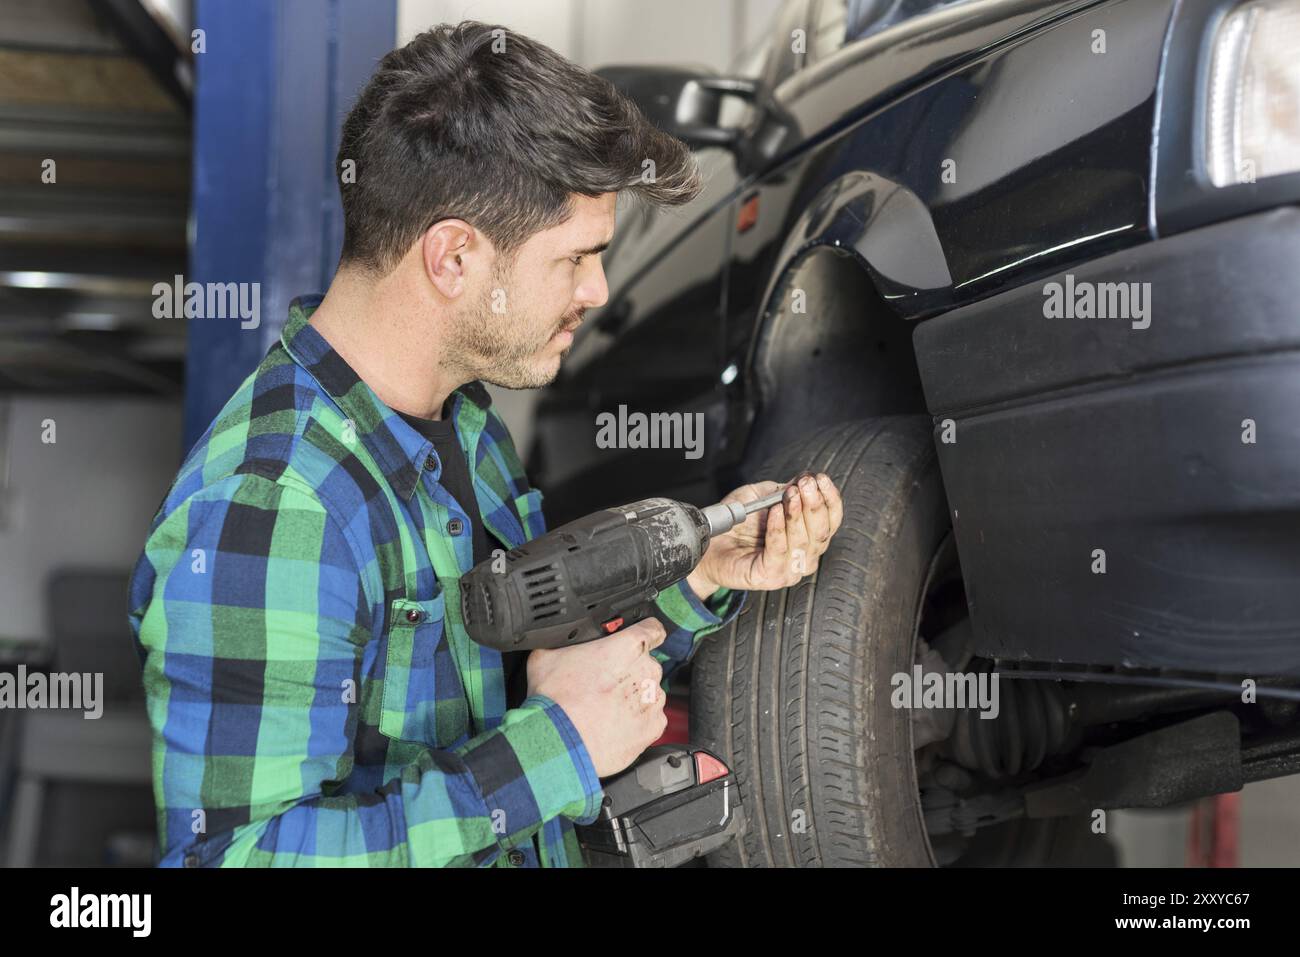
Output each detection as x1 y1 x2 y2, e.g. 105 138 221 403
530 0 1300 866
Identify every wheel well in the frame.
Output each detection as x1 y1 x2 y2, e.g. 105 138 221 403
742 245 929 471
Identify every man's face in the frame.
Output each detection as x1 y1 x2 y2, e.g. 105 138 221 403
452 192 616 389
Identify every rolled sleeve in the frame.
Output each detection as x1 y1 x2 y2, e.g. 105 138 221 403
651 579 746 671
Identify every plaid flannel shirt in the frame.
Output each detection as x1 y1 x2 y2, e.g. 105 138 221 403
128 296 744 868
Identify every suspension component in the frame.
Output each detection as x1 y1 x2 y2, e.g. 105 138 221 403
942 667 1242 779
947 668 1072 778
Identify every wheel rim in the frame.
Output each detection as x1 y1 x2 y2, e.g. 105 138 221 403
908 531 969 867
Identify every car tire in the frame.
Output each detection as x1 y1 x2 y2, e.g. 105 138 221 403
691 417 944 867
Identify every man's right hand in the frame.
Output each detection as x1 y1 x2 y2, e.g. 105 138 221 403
526 617 668 778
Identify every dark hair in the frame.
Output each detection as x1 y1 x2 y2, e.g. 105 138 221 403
336 21 703 274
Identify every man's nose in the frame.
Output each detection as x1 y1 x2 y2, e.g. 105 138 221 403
576 258 609 309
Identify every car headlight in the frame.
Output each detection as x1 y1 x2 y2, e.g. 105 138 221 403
1205 0 1300 187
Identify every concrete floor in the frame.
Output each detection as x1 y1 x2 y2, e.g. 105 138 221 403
1113 776 1300 866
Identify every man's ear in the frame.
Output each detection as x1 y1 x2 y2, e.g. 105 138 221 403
420 220 475 300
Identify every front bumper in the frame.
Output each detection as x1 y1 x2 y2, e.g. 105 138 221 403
914 207 1300 678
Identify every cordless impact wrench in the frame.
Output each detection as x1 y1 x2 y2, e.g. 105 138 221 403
459 484 796 866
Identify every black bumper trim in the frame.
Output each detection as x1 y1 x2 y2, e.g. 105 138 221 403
912 207 1300 677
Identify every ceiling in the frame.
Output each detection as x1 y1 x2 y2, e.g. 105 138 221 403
0 0 190 394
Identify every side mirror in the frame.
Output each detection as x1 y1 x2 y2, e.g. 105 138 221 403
597 66 761 152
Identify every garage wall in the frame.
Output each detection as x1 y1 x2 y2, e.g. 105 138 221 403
0 397 182 645
399 0 784 70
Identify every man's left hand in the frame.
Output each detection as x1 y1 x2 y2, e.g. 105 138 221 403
686 472 844 600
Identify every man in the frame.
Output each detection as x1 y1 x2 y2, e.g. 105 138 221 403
129 21 843 868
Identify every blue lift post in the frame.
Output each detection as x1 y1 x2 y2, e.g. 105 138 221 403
183 0 398 451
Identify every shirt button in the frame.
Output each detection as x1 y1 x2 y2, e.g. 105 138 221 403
447 518 464 536
507 849 526 866
423 455 437 471
184 854 200 868
405 609 423 624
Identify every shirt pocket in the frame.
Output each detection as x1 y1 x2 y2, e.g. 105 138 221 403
379 587 468 747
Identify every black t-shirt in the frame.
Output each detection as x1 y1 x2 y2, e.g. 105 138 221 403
397 402 530 707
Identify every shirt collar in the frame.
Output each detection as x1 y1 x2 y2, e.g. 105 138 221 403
280 295 493 502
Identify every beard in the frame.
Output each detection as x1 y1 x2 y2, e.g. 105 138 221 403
445 261 583 390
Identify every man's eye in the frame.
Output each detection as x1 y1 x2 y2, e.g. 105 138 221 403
569 255 584 266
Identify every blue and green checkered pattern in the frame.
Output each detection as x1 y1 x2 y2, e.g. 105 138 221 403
128 296 743 867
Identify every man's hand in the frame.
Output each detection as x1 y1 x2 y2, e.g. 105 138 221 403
526 618 668 778
686 471 844 600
